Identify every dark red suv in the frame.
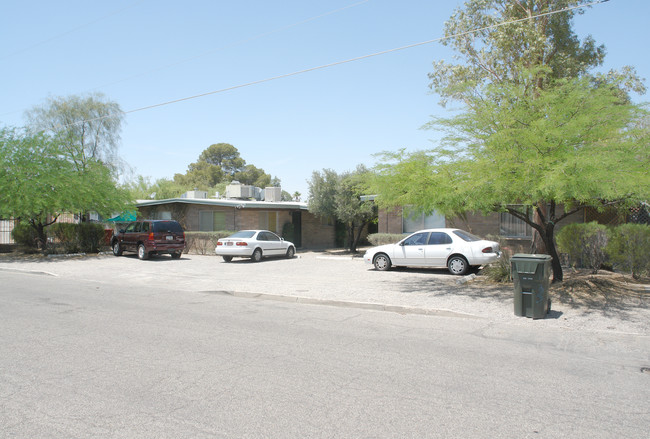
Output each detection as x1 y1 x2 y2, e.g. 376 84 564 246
111 220 185 260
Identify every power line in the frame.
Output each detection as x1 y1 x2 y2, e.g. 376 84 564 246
60 0 612 126
0 0 148 61
120 0 610 116
91 0 373 91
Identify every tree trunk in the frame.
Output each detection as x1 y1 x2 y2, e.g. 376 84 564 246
530 203 548 254
541 221 563 283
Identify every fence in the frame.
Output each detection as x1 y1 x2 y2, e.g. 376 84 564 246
0 219 18 244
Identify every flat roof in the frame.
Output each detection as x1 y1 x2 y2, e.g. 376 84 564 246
135 198 309 210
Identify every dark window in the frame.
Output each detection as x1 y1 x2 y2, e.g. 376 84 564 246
152 221 183 233
453 230 481 242
125 223 137 233
228 231 256 239
428 232 452 245
403 232 428 246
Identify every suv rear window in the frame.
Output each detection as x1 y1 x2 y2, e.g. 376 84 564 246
152 221 184 233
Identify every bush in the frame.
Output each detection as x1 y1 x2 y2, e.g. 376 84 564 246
49 223 80 253
11 223 39 249
482 235 512 282
78 223 107 253
185 231 234 255
606 224 650 279
48 222 107 254
556 222 610 273
367 233 404 246
281 222 295 243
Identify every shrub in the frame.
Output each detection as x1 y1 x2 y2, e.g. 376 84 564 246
556 222 610 273
367 233 404 246
281 222 295 243
78 222 107 253
606 224 650 279
482 235 512 282
11 223 39 249
49 223 80 254
185 231 234 255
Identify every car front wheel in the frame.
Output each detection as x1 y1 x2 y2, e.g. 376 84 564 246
373 254 391 271
447 256 468 275
251 248 262 262
286 246 295 259
138 244 149 260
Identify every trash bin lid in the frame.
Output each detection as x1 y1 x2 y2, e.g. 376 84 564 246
511 253 552 261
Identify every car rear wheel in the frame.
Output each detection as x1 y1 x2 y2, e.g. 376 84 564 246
171 251 182 259
223 256 233 262
251 248 262 262
448 256 468 275
373 254 391 271
112 241 122 256
286 246 295 259
138 244 149 260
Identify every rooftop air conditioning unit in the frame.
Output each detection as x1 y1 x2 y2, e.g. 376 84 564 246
265 187 282 202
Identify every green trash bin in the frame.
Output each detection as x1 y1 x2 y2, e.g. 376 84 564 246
511 254 552 319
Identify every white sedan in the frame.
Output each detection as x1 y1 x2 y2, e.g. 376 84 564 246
215 230 296 262
363 228 501 275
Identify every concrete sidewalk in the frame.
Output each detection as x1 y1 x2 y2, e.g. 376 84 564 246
1 252 648 335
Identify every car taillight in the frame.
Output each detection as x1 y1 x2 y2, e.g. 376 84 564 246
148 232 154 241
482 246 493 253
216 242 223 246
236 242 248 246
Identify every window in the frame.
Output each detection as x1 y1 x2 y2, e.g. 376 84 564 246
258 211 278 233
154 211 172 220
403 209 445 233
403 232 428 246
428 232 452 245
199 211 226 232
500 207 532 238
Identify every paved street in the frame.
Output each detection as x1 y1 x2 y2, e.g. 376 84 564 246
1 254 649 438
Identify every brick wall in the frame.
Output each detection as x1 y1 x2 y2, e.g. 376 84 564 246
301 211 335 249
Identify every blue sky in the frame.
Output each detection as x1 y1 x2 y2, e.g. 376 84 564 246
1 0 648 198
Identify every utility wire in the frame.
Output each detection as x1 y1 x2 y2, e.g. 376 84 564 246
0 0 148 61
92 0 372 91
61 0 613 126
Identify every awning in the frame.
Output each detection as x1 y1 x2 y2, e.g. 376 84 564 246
106 211 136 222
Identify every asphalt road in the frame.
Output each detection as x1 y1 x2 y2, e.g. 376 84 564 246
1 265 649 438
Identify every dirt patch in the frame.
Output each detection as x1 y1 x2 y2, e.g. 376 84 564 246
550 269 649 310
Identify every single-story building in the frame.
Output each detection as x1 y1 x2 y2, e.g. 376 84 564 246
134 186 335 249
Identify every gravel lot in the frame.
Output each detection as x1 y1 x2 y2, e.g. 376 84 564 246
1 250 648 335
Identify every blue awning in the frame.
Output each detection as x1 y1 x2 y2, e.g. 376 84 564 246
106 211 136 222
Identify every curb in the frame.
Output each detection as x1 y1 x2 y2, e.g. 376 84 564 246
0 266 58 277
201 289 482 319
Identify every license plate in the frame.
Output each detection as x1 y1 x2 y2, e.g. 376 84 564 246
166 235 173 241
227 242 233 246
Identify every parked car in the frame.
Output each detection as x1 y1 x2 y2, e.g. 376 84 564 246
215 230 295 262
363 228 501 275
111 220 186 260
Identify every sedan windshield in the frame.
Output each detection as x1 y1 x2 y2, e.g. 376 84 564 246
453 230 481 242
228 231 256 239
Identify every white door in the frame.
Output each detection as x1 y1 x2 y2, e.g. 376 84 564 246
423 232 454 267
392 232 428 265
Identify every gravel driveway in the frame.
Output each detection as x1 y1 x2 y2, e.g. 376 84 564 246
1 251 648 335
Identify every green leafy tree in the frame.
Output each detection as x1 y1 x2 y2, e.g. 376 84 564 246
372 74 649 282
0 127 131 249
370 0 648 282
24 93 125 175
234 164 272 187
198 143 245 177
308 166 375 252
